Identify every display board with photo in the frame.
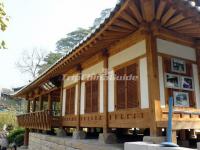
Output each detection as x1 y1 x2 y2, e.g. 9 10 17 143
173 91 189 107
171 58 186 74
180 76 194 91
165 73 180 89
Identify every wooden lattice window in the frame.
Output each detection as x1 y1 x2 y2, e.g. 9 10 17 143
115 63 139 110
65 86 75 114
85 80 99 113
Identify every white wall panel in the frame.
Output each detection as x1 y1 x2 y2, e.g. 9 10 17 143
157 39 196 61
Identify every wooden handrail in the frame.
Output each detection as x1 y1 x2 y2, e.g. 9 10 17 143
17 110 61 130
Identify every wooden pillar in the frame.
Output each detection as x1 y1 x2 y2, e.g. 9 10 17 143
172 130 177 144
27 100 31 113
103 49 109 134
24 98 31 146
76 65 82 131
145 31 161 136
32 98 36 112
196 47 200 90
39 95 43 111
48 93 52 111
60 76 64 116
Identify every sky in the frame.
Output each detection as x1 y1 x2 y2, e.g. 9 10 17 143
0 0 117 89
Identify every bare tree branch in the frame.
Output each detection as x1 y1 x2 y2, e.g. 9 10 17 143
16 48 46 79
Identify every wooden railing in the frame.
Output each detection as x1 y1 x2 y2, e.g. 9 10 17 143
161 108 200 121
17 110 61 130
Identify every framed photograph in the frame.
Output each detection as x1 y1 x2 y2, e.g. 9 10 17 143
171 58 186 74
173 91 189 107
165 73 180 89
180 76 194 91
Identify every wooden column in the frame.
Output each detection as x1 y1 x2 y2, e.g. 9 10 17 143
39 95 43 111
60 76 64 116
32 98 36 112
48 93 52 111
196 47 200 91
27 100 31 113
76 65 82 131
145 31 161 136
172 130 177 144
103 49 109 134
24 98 31 146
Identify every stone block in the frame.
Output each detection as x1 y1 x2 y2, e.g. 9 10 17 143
98 133 117 144
197 142 200 150
143 136 166 144
56 128 66 137
72 131 86 139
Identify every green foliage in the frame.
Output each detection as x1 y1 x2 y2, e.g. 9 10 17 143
0 112 17 130
38 52 62 75
56 28 91 54
0 2 9 49
92 8 112 29
14 133 24 146
7 128 25 144
37 8 111 74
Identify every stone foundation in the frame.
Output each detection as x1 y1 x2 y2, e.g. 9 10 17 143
28 133 123 150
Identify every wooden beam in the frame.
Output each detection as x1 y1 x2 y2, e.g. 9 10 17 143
145 32 161 136
152 24 195 47
108 25 132 33
113 19 136 30
165 13 185 27
103 49 109 134
27 98 30 113
156 0 167 20
120 11 139 27
140 0 155 22
161 6 176 25
169 18 194 29
128 0 143 23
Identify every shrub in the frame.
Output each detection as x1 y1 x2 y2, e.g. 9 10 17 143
14 133 24 146
7 128 25 144
0 112 17 130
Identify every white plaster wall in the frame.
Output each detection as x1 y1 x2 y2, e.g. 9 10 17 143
157 38 196 61
62 89 66 116
108 71 115 112
75 85 78 114
64 74 78 88
82 61 104 79
109 40 146 68
139 57 149 108
108 40 146 112
193 64 200 109
158 56 166 108
80 82 85 114
100 77 104 113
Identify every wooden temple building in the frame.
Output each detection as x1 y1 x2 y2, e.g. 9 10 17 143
14 0 200 147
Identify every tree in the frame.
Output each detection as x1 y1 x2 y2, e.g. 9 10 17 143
56 27 91 55
37 8 112 74
16 48 46 79
92 8 112 29
38 52 63 75
0 2 9 49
